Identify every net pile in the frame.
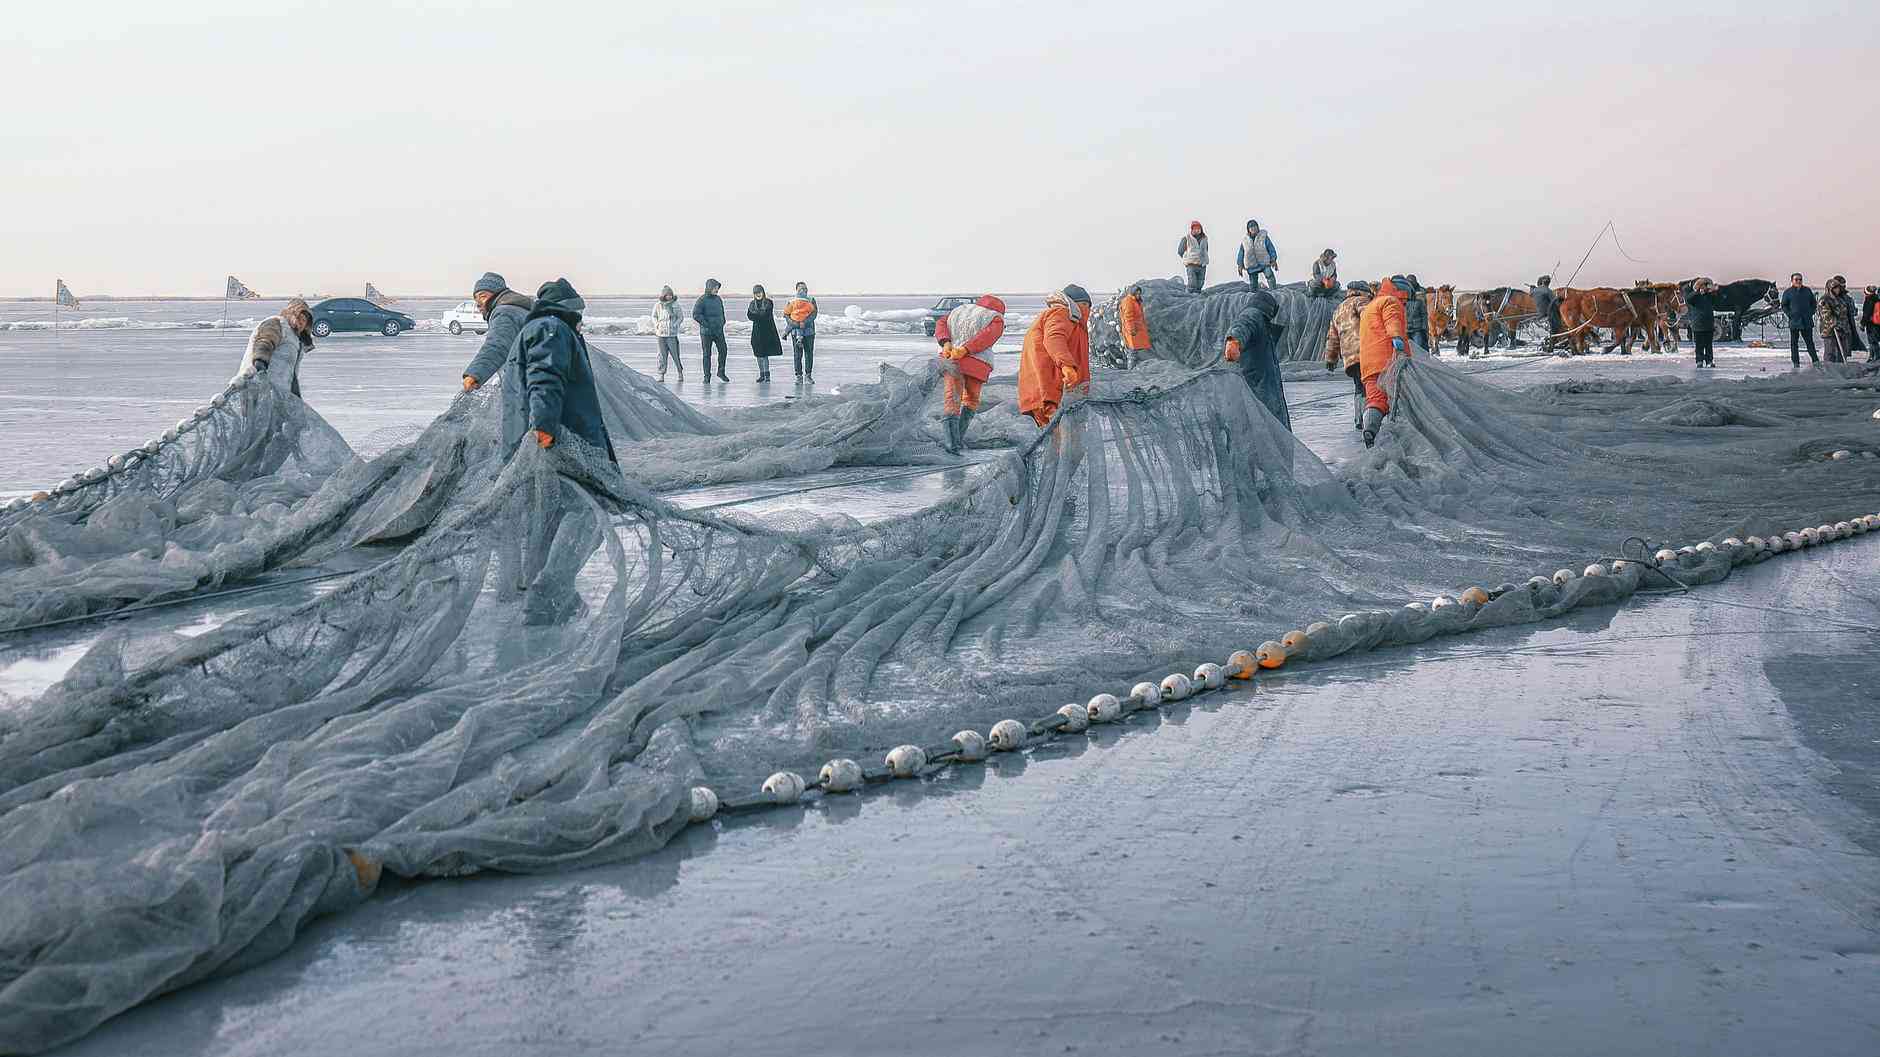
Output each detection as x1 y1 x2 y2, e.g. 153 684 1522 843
1090 278 1340 369
0 349 950 633
4 341 1880 1052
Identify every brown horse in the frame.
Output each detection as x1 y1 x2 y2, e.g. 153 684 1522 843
1428 286 1500 355
1556 286 1662 355
1478 287 1540 348
1644 282 1684 353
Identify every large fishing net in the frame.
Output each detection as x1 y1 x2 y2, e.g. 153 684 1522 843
4 336 1880 1052
0 348 955 633
1090 278 1341 369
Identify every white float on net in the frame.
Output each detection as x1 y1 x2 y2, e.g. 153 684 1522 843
1087 693 1123 723
886 745 927 778
762 771 806 803
1193 662 1225 690
818 758 863 793
988 719 1027 751
951 729 988 761
687 786 719 822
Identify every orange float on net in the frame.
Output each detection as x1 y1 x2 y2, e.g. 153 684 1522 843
1255 641 1287 669
1226 649 1258 679
1280 630 1309 654
1459 587 1490 606
346 849 382 891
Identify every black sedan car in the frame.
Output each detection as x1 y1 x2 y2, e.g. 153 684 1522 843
310 298 417 337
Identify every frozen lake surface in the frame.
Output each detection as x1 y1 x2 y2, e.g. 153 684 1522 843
4 321 1878 1057
46 534 1880 1057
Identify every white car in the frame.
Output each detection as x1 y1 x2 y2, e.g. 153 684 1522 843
442 301 487 335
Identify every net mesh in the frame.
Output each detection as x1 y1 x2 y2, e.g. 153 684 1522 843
1090 278 1341 369
4 342 1880 1052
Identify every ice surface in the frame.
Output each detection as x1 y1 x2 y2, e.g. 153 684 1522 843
2 319 1880 1052
49 544 1880 1057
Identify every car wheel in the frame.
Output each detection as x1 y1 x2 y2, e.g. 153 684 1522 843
924 320 936 337
382 320 402 336
448 320 462 335
312 320 332 338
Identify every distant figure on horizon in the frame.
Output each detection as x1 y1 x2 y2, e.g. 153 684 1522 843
653 285 685 382
1685 277 1719 368
515 278 616 462
1177 222 1209 293
934 294 1005 454
1119 284 1152 367
240 297 315 397
693 278 729 382
1781 273 1819 367
1310 249 1339 298
1817 275 1858 364
1236 219 1278 290
747 285 782 382
1224 289 1290 431
1018 285 1093 427
785 281 818 383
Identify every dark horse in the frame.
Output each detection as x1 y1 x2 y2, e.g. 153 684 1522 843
1674 278 1779 339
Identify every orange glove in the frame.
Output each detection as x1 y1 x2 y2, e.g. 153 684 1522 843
1224 338 1241 363
533 429 554 449
1060 365 1079 388
462 375 480 391
940 344 965 360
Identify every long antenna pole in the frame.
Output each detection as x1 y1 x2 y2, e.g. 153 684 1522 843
1561 221 1612 290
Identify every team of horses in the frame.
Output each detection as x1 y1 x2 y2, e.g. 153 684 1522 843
1424 279 1781 355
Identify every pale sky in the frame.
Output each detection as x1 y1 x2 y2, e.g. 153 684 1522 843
6 0 1875 298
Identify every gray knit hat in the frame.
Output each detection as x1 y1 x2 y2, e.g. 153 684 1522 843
473 272 507 297
1062 283 1091 304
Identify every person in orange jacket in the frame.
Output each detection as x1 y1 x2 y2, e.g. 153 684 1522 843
1355 275 1413 448
1017 284 1093 427
934 294 1007 453
1118 285 1151 367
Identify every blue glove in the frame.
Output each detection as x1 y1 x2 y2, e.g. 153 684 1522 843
1391 338 1405 353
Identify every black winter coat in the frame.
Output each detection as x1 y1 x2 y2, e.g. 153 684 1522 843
747 298 783 359
1685 290 1718 331
1227 298 1290 431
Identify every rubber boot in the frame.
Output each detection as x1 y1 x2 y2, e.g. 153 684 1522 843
957 407 975 451
942 415 961 455
1361 407 1384 449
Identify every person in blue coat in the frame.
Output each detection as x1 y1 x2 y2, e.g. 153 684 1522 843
1223 290 1291 431
510 278 617 462
692 278 729 381
1780 273 1819 367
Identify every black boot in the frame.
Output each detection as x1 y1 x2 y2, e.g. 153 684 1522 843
957 407 975 451
942 414 961 455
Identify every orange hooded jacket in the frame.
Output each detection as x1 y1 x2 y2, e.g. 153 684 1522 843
1119 291 1151 351
1358 278 1410 381
1018 297 1091 426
